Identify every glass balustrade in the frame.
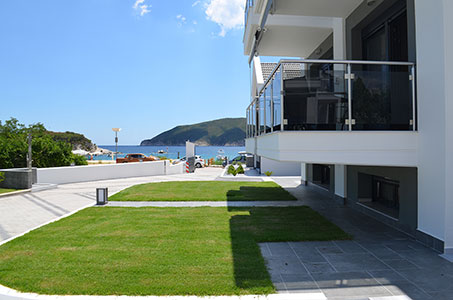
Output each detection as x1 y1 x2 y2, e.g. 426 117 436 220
272 67 282 131
283 64 348 131
351 65 414 130
245 60 416 139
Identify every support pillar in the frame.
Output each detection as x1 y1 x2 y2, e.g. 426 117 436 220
334 165 347 204
301 163 307 185
443 0 453 257
333 18 346 60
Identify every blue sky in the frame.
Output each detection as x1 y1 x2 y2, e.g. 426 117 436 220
0 0 249 145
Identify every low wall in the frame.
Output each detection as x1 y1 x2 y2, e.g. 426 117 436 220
0 169 33 189
167 162 185 175
37 161 184 185
260 157 301 176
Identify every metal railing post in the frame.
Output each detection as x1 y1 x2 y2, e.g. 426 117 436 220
280 65 284 131
347 63 353 131
270 80 274 133
262 93 265 135
411 65 417 131
246 108 249 138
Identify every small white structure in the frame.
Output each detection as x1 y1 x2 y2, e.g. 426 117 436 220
185 141 195 158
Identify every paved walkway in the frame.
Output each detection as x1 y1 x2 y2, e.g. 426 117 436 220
266 177 453 300
106 200 304 207
0 168 223 243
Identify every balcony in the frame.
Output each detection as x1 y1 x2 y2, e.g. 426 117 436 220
244 0 254 28
246 59 416 136
245 59 418 167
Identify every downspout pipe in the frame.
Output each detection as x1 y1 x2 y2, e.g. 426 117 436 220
248 0 273 65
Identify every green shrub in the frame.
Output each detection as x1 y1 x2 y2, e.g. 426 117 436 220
213 159 224 166
227 165 237 176
236 164 245 174
0 171 4 183
264 171 273 176
72 154 88 166
0 118 80 169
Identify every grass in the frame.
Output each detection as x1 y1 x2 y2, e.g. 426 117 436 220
109 181 297 202
0 188 16 195
0 206 350 296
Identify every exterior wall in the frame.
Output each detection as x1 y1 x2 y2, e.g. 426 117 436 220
260 157 301 176
245 138 255 155
347 166 418 236
37 161 184 185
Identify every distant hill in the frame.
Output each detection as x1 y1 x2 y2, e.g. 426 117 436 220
47 131 95 151
140 118 246 146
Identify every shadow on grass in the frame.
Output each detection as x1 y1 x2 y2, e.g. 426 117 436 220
228 208 274 292
226 186 296 201
227 204 351 292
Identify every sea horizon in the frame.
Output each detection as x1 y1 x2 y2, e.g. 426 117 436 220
94 145 245 161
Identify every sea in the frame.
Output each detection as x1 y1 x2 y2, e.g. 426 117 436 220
94 145 245 161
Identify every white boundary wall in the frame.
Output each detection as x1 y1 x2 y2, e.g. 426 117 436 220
37 161 184 184
260 157 301 176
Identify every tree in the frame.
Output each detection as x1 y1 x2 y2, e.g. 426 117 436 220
0 118 87 169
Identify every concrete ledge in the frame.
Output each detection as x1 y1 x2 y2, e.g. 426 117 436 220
0 283 326 300
0 189 31 198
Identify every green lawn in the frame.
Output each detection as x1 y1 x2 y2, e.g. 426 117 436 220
0 207 350 296
109 181 297 202
0 188 16 195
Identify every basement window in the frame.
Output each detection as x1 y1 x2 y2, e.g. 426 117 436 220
358 173 400 220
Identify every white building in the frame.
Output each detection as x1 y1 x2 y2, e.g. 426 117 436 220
243 0 453 256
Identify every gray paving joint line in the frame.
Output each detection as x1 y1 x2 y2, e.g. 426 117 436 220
356 241 430 297
314 244 339 273
287 242 323 293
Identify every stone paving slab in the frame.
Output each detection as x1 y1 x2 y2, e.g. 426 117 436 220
259 181 453 300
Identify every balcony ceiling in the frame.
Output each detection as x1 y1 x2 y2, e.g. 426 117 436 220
274 0 363 18
256 26 332 58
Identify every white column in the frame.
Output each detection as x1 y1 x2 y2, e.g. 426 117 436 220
301 163 307 185
332 18 346 60
334 165 347 201
443 0 453 253
252 56 264 99
415 0 448 248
